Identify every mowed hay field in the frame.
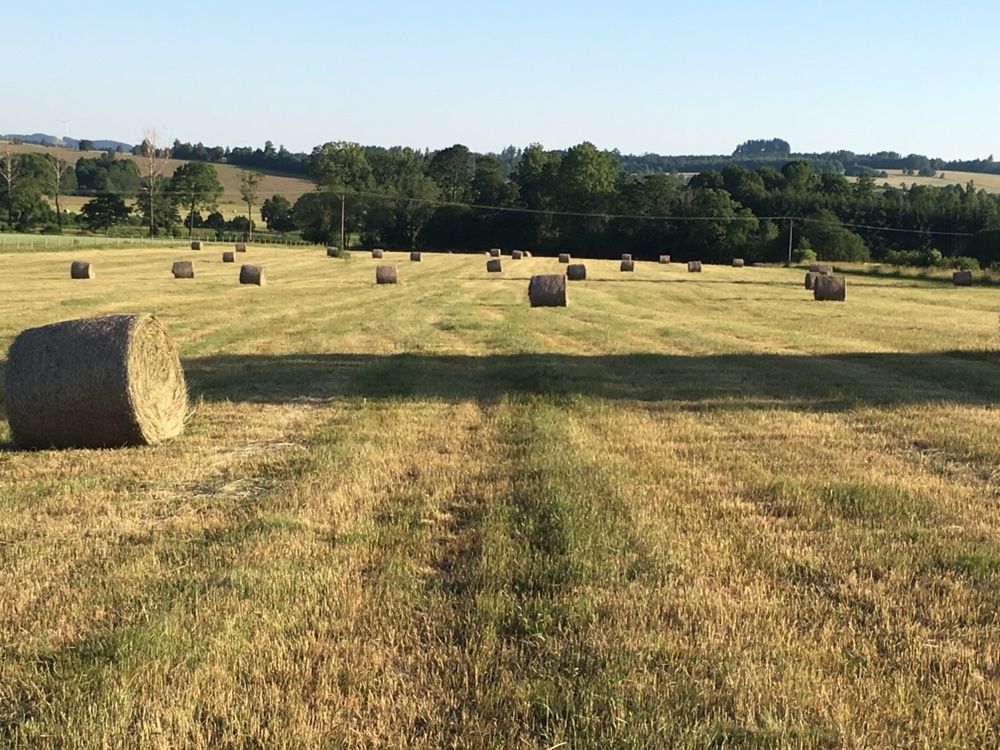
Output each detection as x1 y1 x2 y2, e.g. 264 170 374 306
2 248 1000 748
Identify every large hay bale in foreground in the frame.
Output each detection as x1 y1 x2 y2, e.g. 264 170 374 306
487 259 502 273
239 265 265 286
953 270 973 286
511 250 524 260
376 265 398 284
191 241 202 251
804 271 827 290
222 252 235 263
528 275 567 307
620 259 635 272
372 248 384 259
567 263 587 281
733 258 744 267
622 253 632 262
171 261 194 279
235 242 247 253
489 248 501 258
688 261 702 272
659 255 670 264
814 274 846 301
4 314 188 449
70 261 93 279
558 253 570 263
410 251 422 262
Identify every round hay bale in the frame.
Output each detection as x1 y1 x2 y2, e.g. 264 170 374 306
804 271 828 290
222 252 235 263
567 263 587 281
511 250 524 260
376 265 398 284
659 255 670 264
70 260 93 279
814 274 846 301
558 253 570 264
809 263 831 274
687 261 702 272
191 241 202 251
620 259 635 272
4 313 188 449
487 259 502 273
524 250 532 258
235 242 247 252
327 246 340 257
528 274 567 307
622 253 632 262
239 265 265 286
372 248 385 259
953 270 973 286
732 258 745 267
410 251 422 262
489 248 501 258
171 261 194 279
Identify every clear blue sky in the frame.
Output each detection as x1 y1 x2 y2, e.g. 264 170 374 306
4 0 998 158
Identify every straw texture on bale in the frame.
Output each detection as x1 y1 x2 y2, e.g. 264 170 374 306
622 253 632 262
70 261 93 279
620 260 635 272
235 242 247 252
191 241 202 251
528 274 567 307
688 261 702 272
171 261 194 279
327 247 340 257
511 250 523 260
953 270 973 286
222 252 235 263
376 265 398 284
487 259 502 273
814 274 846 301
804 271 828 290
372 248 384 258
659 255 670 264
4 313 188 449
239 265 265 286
567 264 587 281
732 258 745 267
489 248 501 257
410 251 422 262
558 253 570 263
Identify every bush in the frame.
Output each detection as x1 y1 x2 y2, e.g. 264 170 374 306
793 247 817 263
949 256 980 271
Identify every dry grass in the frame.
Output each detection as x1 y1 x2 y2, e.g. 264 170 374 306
1 250 1000 747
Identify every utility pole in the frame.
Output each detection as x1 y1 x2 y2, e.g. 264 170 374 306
787 218 794 266
340 192 346 251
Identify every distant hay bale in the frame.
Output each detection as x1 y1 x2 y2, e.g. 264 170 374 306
70 260 93 279
191 241 202 251
4 313 188 449
235 242 247 252
558 253 570 263
620 259 635 272
567 263 587 281
687 261 702 272
622 253 632 261
523 250 532 258
487 259 502 272
171 261 194 279
528 274 567 307
222 252 235 263
809 263 831 273
733 258 744 267
814 273 846 301
659 255 670 264
239 265 265 286
804 271 828 290
512 250 524 260
376 265 398 284
327 247 340 257
953 270 973 286
410 251 422 262
489 248 501 258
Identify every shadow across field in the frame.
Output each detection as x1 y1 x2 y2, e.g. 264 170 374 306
182 349 1000 410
